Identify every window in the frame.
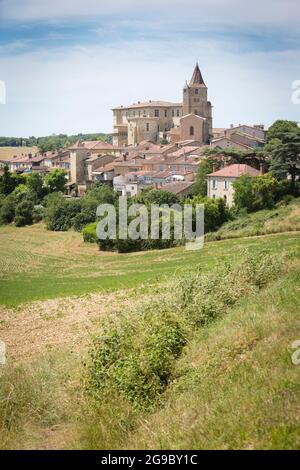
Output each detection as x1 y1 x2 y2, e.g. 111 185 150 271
146 123 150 131
190 126 194 136
164 109 167 117
172 109 175 117
224 180 229 190
154 109 159 117
212 179 217 189
195 88 199 94
176 109 180 117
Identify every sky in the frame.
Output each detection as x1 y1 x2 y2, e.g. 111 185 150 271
0 0 299 137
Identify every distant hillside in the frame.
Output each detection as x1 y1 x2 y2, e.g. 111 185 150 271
0 133 112 153
0 146 38 160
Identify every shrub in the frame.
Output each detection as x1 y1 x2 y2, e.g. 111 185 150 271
173 251 283 327
87 251 284 412
83 222 98 243
88 311 186 410
187 195 230 233
44 193 82 231
32 205 45 223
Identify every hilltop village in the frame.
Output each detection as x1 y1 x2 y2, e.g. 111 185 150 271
0 63 266 206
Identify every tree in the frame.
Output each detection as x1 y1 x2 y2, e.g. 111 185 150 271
27 173 45 200
232 174 255 212
0 166 24 196
187 195 230 233
269 132 300 195
44 192 82 231
0 195 15 224
252 173 279 209
15 199 34 227
266 120 299 142
134 189 180 206
45 169 67 193
192 159 213 196
233 173 280 212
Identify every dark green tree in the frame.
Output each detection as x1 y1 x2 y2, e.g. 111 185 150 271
266 120 299 142
15 199 34 227
269 132 300 195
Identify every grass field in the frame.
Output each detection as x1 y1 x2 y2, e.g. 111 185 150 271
0 223 299 307
206 198 300 241
0 223 299 449
0 146 38 160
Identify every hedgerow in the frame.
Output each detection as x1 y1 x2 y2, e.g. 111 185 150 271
87 251 284 410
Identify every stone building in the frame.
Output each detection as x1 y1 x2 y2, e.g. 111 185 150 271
207 163 261 207
112 63 213 146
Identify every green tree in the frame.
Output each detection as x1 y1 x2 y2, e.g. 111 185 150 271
15 199 34 227
269 132 300 195
134 189 180 206
0 166 24 196
27 173 45 200
233 174 255 212
45 169 67 193
187 195 229 233
266 120 299 142
252 173 279 209
0 195 15 224
192 159 213 196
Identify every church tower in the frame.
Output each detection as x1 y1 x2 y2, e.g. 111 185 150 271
183 63 212 142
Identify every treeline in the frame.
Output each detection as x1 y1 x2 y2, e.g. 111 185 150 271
0 133 112 153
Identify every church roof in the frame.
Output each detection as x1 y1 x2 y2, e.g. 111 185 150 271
112 101 182 110
189 62 206 86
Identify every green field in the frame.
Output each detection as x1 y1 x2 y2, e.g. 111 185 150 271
0 224 299 306
0 224 300 450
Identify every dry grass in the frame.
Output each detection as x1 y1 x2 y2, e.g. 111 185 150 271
0 146 38 160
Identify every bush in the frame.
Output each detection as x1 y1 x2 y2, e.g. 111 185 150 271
174 251 283 327
32 205 45 223
15 199 34 227
87 251 284 411
83 222 98 243
187 195 230 233
44 193 82 231
88 310 186 410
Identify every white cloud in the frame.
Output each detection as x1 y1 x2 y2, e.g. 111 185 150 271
1 0 300 30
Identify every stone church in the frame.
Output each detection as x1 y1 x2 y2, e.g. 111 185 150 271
112 63 213 146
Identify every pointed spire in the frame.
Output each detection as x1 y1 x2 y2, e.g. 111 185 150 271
189 62 206 86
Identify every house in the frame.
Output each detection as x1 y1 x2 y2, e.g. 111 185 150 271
113 173 143 196
207 163 261 207
210 136 253 151
92 162 115 183
162 181 194 196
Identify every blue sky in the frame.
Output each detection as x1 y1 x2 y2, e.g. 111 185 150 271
0 0 299 137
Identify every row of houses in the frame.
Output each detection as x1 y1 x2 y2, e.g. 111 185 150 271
0 123 265 204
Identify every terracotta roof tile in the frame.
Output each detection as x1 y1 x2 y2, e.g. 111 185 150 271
207 164 260 178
